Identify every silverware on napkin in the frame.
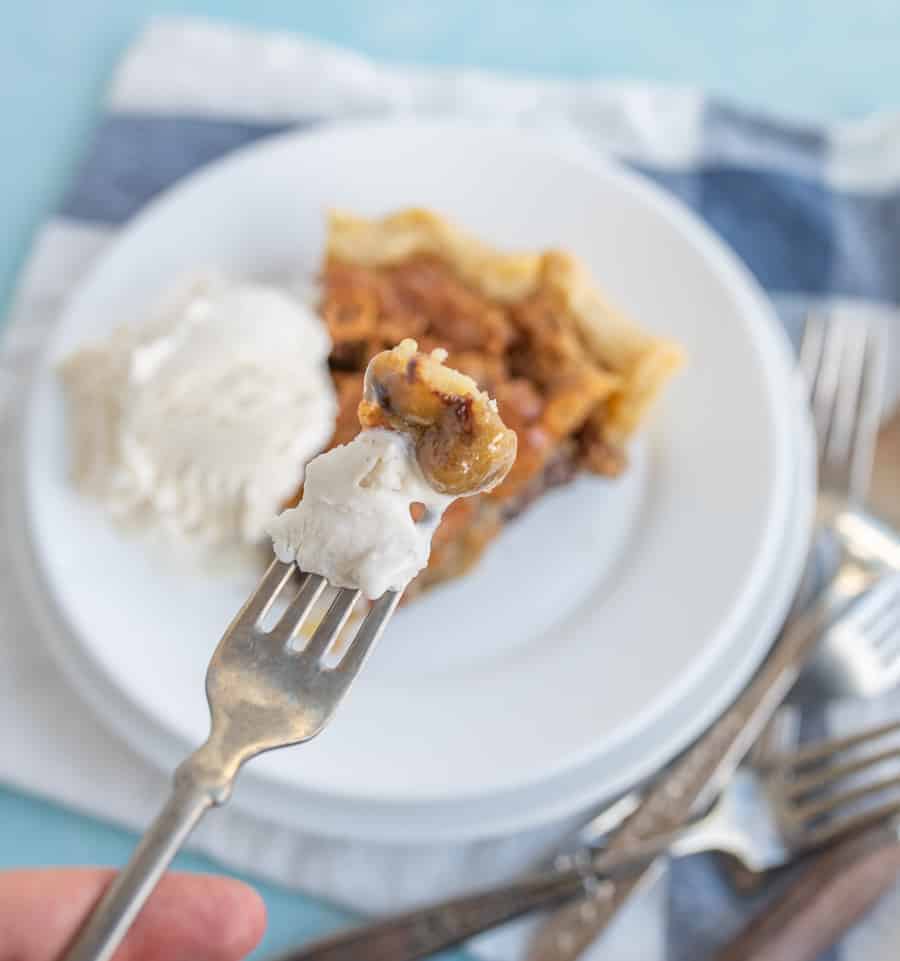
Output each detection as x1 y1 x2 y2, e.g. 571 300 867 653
271 589 894 961
525 579 870 961
716 712 900 961
270 707 900 961
527 309 890 961
721 567 900 896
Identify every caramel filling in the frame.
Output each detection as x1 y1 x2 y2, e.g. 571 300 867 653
359 339 517 497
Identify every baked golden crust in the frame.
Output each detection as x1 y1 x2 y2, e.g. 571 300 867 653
327 208 684 442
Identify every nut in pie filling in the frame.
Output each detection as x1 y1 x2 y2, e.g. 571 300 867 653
316 208 684 598
360 338 518 497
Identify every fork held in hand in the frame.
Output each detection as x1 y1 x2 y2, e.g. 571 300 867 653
61 561 399 961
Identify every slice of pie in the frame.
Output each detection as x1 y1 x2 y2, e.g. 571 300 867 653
316 208 684 599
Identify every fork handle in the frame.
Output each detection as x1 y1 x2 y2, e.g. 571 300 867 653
715 824 900 961
274 824 701 961
59 774 215 961
275 870 587 961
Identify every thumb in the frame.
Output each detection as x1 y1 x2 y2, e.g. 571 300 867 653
0 868 266 961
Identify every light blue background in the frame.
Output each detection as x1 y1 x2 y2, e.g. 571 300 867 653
2 3 899 958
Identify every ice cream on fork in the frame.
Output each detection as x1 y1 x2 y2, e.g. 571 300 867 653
61 340 517 961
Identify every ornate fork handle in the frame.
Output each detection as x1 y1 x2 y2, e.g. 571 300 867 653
277 871 585 961
275 828 705 961
526 567 870 961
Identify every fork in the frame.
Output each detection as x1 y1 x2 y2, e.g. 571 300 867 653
802 310 886 524
715 706 900 961
717 313 898 896
647 701 900 872
800 311 900 697
767 713 900 850
61 560 401 961
797 310 893 618
755 575 900 850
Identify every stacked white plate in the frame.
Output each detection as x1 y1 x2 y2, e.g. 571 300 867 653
18 122 815 843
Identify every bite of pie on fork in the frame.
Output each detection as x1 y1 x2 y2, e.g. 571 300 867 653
59 341 518 961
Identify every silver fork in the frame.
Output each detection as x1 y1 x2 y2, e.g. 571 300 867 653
767 713 900 852
718 573 900 895
693 576 900 868
667 705 900 872
712 711 900 961
808 568 900 700
62 560 400 961
802 310 886 523
714 313 898 895
800 311 900 696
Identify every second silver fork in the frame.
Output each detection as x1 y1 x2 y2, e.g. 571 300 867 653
801 311 900 694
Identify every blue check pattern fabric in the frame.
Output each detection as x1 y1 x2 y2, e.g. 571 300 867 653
7 17 900 961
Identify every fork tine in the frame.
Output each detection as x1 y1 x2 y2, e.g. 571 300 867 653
878 633 900 667
304 588 360 658
337 590 401 674
799 309 887 516
847 318 887 503
797 797 900 851
770 718 900 770
784 744 900 798
854 573 900 640
871 603 900 650
799 311 826 409
826 319 868 480
749 705 802 768
240 560 295 625
269 572 327 641
788 770 900 823
801 312 839 466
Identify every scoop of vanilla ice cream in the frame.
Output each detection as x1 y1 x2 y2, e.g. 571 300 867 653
268 429 454 599
60 272 337 549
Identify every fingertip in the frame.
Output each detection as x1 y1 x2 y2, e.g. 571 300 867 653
0 868 267 961
127 872 267 961
210 876 268 959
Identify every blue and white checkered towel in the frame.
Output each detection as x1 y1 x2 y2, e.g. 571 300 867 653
3 17 900 961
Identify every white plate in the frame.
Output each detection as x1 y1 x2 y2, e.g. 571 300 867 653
24 121 796 808
10 383 814 842
224 392 815 839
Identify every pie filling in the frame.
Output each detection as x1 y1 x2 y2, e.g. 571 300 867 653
359 337 518 496
310 209 684 598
